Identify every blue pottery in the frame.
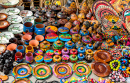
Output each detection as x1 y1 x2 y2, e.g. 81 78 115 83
80 29 89 36
34 24 45 36
23 22 34 35
16 45 25 53
78 47 85 54
65 41 75 49
78 53 85 60
86 44 94 50
34 18 43 25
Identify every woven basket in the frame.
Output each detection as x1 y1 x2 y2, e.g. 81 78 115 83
17 0 94 8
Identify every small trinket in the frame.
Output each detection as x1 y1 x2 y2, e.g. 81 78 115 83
86 44 94 50
62 55 69 62
34 55 44 63
34 50 43 56
78 47 85 54
53 40 64 50
70 54 78 63
54 50 61 55
65 41 75 49
80 29 89 36
72 34 81 43
82 35 92 45
40 41 50 51
70 28 79 35
44 55 52 64
76 41 83 49
53 55 61 63
46 50 54 56
78 53 85 60
62 48 69 55
70 49 78 55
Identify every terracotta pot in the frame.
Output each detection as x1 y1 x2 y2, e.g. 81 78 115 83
35 35 44 42
29 40 39 47
22 34 32 45
25 52 33 63
15 52 23 62
0 20 10 29
7 43 17 51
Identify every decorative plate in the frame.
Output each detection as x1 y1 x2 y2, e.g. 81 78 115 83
0 20 10 29
5 8 20 15
53 62 72 78
94 50 112 62
12 63 32 78
58 27 69 33
32 63 52 79
73 61 91 77
101 15 122 30
22 16 36 24
7 15 22 23
59 33 71 42
0 13 8 21
0 32 14 44
0 44 6 54
8 24 23 34
45 33 58 42
20 10 33 18
92 0 113 14
12 78 32 83
91 61 111 77
95 5 118 23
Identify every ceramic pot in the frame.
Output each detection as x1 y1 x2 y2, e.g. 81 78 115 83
0 13 8 21
29 40 39 51
53 55 61 63
34 18 43 25
23 22 34 35
0 20 10 29
15 52 23 63
26 45 34 53
23 0 31 10
7 43 17 51
25 52 33 63
22 34 32 45
16 45 25 53
35 35 44 42
34 24 45 36
62 48 69 55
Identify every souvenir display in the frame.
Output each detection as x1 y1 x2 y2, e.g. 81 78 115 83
32 63 52 79
94 50 112 63
53 62 72 78
73 61 91 77
62 55 69 62
12 63 32 78
53 55 62 63
0 0 19 8
59 34 71 42
91 61 111 77
1 0 130 82
34 55 44 63
12 78 32 83
62 48 69 55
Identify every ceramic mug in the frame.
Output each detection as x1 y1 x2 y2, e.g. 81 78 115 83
23 22 34 35
25 45 34 53
25 52 34 63
34 18 43 25
16 45 25 53
15 52 23 63
34 24 45 36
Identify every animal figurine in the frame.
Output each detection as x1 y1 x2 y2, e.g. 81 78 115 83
79 0 89 14
63 0 77 15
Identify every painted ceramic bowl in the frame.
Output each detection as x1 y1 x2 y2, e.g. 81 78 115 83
0 13 8 21
58 27 69 33
7 15 22 24
0 0 19 8
8 24 23 34
45 33 58 42
22 16 36 24
0 20 9 29
12 78 32 83
59 33 71 42
5 8 20 15
53 40 64 50
45 26 58 33
20 10 33 18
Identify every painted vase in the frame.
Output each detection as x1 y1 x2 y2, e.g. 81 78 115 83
22 34 32 45
65 41 75 49
16 45 25 53
69 54 78 63
86 44 94 50
62 55 69 62
25 45 34 53
75 41 83 49
23 22 34 35
72 34 81 43
70 49 78 55
53 55 61 63
78 53 85 60
62 48 69 55
34 24 45 36
34 55 44 63
25 52 33 63
78 47 85 54
15 52 23 63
